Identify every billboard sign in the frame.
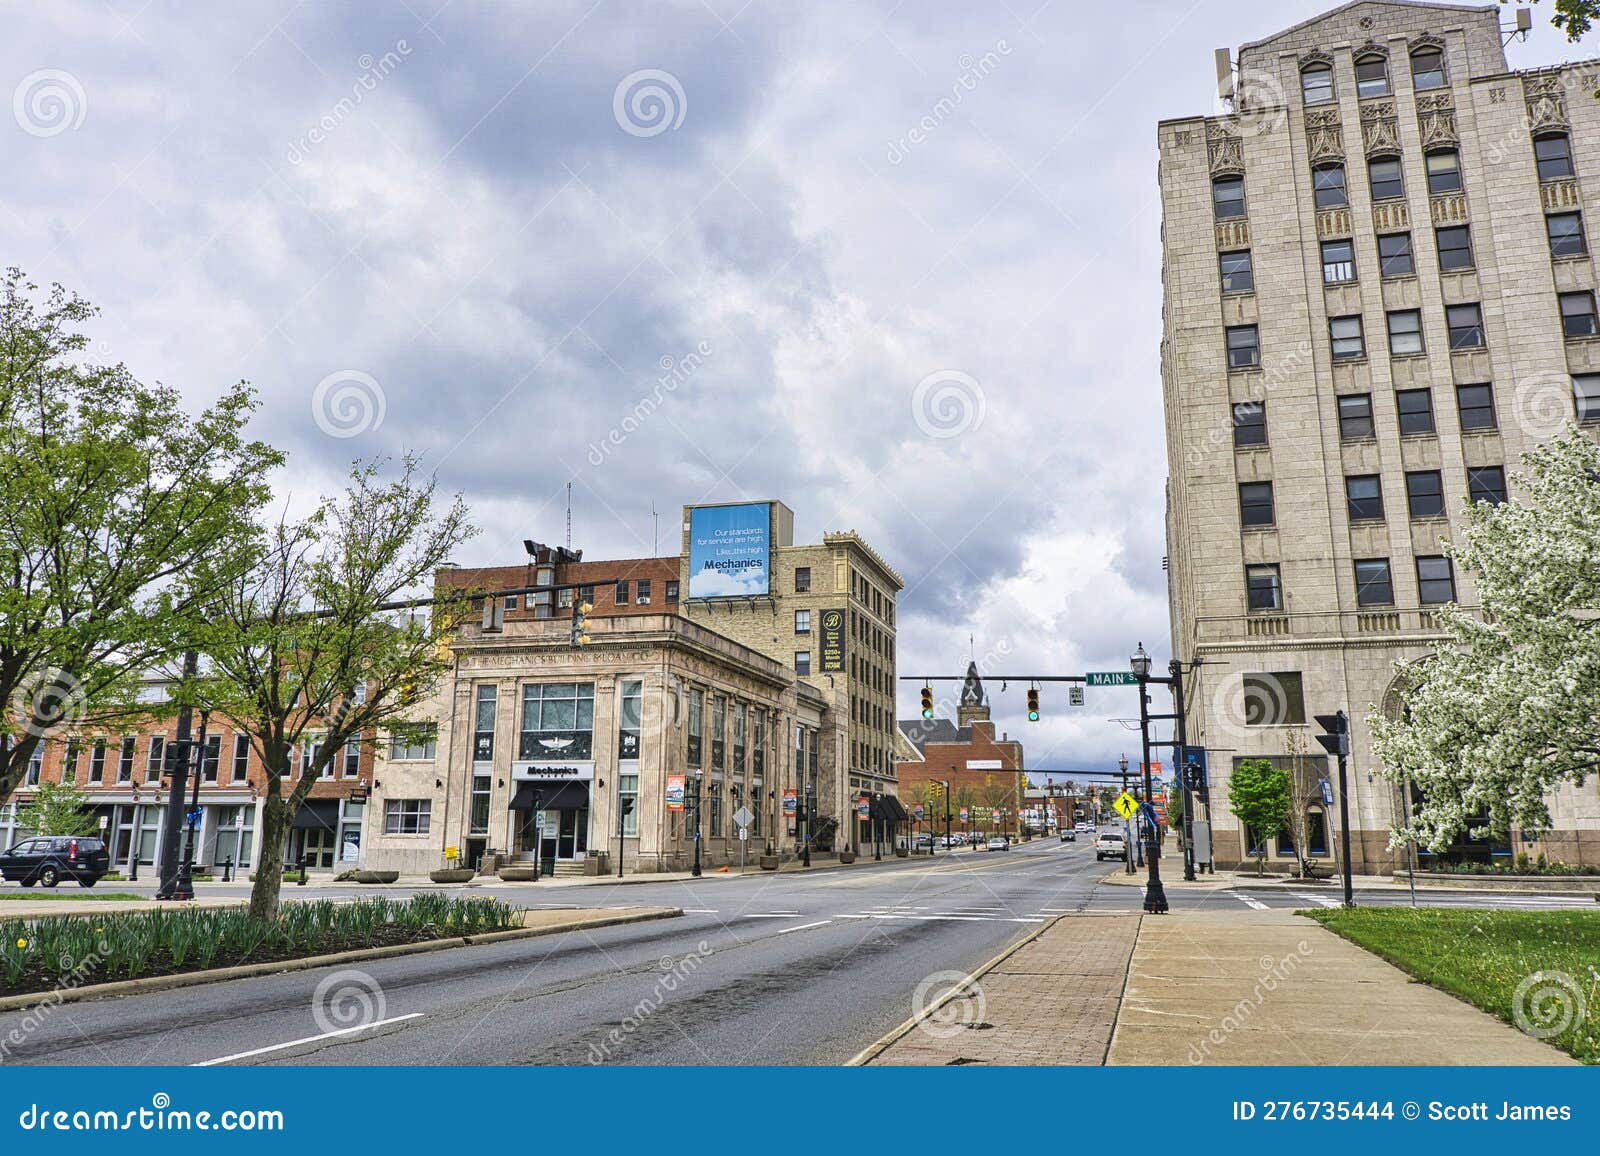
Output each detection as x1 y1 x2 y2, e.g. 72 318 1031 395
819 608 845 672
687 503 771 598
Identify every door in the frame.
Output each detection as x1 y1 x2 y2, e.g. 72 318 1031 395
557 810 577 860
301 827 337 869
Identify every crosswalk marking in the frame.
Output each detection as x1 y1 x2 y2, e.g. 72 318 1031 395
1235 894 1269 910
1293 892 1340 908
777 920 832 934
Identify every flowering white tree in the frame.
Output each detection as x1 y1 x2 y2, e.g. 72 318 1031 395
1370 426 1600 850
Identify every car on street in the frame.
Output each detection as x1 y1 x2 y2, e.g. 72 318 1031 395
1075 821 1093 833
1059 829 1075 842
985 836 1009 852
1094 831 1127 861
0 835 111 888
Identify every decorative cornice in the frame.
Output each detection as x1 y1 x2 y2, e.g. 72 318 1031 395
1408 33 1444 55
1354 39 1388 62
1298 49 1333 71
1304 107 1344 164
1524 73 1570 134
1360 101 1399 157
1207 121 1244 176
1418 99 1458 150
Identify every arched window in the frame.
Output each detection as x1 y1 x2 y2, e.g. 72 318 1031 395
1425 149 1462 194
1301 62 1334 104
1411 46 1445 90
1534 132 1574 181
1354 53 1389 98
1313 162 1348 209
1212 175 1245 219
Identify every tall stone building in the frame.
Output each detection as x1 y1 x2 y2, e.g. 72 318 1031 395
1160 1 1600 869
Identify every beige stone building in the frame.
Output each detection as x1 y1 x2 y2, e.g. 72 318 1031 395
1160 1 1600 870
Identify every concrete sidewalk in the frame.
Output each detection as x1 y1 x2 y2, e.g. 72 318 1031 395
864 908 1575 1066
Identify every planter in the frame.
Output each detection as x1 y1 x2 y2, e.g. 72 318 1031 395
758 855 780 871
894 847 909 858
837 851 856 864
354 870 399 884
497 866 539 883
429 868 475 884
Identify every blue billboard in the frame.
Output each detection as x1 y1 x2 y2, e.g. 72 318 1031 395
687 503 771 598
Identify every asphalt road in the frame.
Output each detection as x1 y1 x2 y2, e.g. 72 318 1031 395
4 838 1591 1066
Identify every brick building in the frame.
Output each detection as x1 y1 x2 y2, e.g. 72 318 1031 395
896 662 1026 838
1160 0 1600 869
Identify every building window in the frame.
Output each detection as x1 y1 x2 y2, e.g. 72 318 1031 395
1313 163 1348 210
469 772 491 835
1468 465 1508 506
389 726 438 761
146 735 164 783
1436 225 1474 271
1232 401 1266 447
1397 388 1435 435
1242 673 1305 724
25 747 42 786
89 739 106 784
1238 481 1274 528
1301 62 1334 104
665 580 679 603
1225 325 1259 368
342 738 360 778
1355 53 1389 98
1424 149 1462 194
1219 249 1254 293
794 567 811 592
519 683 595 759
1456 383 1497 431
1345 475 1385 522
1378 232 1414 277
473 683 496 763
1245 564 1282 612
118 736 135 783
1575 373 1600 421
1368 156 1404 201
1411 47 1446 90
618 679 643 762
1446 303 1484 350
557 587 574 611
710 695 725 771
61 741 79 783
1534 132 1574 182
1416 556 1456 604
619 769 639 836
231 733 250 783
384 799 431 835
1212 176 1245 219
795 651 812 676
1387 309 1423 355
1338 393 1375 439
202 735 221 783
1329 315 1365 360
794 609 811 634
1321 238 1356 283
1406 470 1446 518
614 580 629 605
1355 559 1395 607
635 579 651 604
1547 211 1587 257
1560 291 1599 338
687 688 703 768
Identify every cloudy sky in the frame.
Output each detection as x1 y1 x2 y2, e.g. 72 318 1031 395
2 1 1576 770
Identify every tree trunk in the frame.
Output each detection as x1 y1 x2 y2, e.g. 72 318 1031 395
248 794 291 922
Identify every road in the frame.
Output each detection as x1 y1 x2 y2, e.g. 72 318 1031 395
3 837 1591 1066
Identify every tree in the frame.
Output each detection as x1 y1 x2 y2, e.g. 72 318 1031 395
1228 757 1289 875
0 270 280 807
188 457 474 920
17 778 98 837
1280 732 1321 879
1370 426 1600 852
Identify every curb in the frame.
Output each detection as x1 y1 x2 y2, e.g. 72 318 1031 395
844 914 1065 1066
0 907 681 1014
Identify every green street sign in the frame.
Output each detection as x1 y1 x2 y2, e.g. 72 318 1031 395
1085 671 1138 686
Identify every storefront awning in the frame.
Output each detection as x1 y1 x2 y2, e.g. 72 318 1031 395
290 799 340 832
509 781 590 811
871 795 910 822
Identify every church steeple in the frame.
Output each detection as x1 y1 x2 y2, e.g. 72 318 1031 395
957 660 989 726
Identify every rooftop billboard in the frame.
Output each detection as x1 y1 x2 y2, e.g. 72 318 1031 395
687 502 771 598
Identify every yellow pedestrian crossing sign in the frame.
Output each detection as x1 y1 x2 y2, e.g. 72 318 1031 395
1112 792 1138 820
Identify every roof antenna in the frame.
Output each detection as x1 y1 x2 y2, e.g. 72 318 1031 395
565 481 573 550
651 501 659 557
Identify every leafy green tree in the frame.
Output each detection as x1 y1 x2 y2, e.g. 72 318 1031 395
1370 427 1600 852
17 779 98 837
188 458 474 920
0 270 280 807
1228 758 1289 875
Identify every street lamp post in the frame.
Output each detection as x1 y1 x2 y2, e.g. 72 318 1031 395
1119 754 1135 875
690 773 703 878
1132 643 1168 914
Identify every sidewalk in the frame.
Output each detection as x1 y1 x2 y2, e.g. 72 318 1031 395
863 908 1576 1066
1098 867 1600 897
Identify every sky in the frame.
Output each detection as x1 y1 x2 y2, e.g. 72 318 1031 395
0 0 1580 771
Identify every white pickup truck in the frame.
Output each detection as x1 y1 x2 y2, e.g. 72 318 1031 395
1095 831 1127 861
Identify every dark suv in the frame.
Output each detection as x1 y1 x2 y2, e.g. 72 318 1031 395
0 836 111 888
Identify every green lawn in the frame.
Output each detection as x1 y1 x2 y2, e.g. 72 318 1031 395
0 891 144 902
1308 907 1600 1064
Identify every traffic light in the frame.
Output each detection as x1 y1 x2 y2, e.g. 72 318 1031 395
920 685 934 719
570 597 593 647
1314 711 1349 758
1026 687 1040 721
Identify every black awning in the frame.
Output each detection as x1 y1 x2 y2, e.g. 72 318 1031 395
291 799 340 831
509 781 591 811
871 795 910 822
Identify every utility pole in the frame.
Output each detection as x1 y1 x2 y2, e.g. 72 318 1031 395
1172 661 1196 883
156 649 200 901
1132 644 1168 914
1314 711 1355 907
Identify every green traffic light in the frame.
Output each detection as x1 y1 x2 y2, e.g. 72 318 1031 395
1028 709 1039 721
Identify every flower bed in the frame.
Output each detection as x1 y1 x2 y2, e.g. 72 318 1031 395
0 893 517 999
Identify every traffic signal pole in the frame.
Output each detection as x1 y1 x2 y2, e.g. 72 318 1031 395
1314 710 1355 908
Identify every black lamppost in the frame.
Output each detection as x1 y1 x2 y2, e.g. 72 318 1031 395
1131 643 1168 914
690 773 703 877
873 793 882 861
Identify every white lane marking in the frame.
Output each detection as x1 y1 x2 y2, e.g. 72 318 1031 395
777 919 833 934
682 908 719 914
744 912 804 919
1234 894 1269 910
1293 892 1338 908
868 913 1046 923
194 1013 426 1066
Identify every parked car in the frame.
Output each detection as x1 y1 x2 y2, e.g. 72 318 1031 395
913 833 934 848
0 835 111 888
985 836 1009 852
1095 832 1127 862
1059 829 1076 842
